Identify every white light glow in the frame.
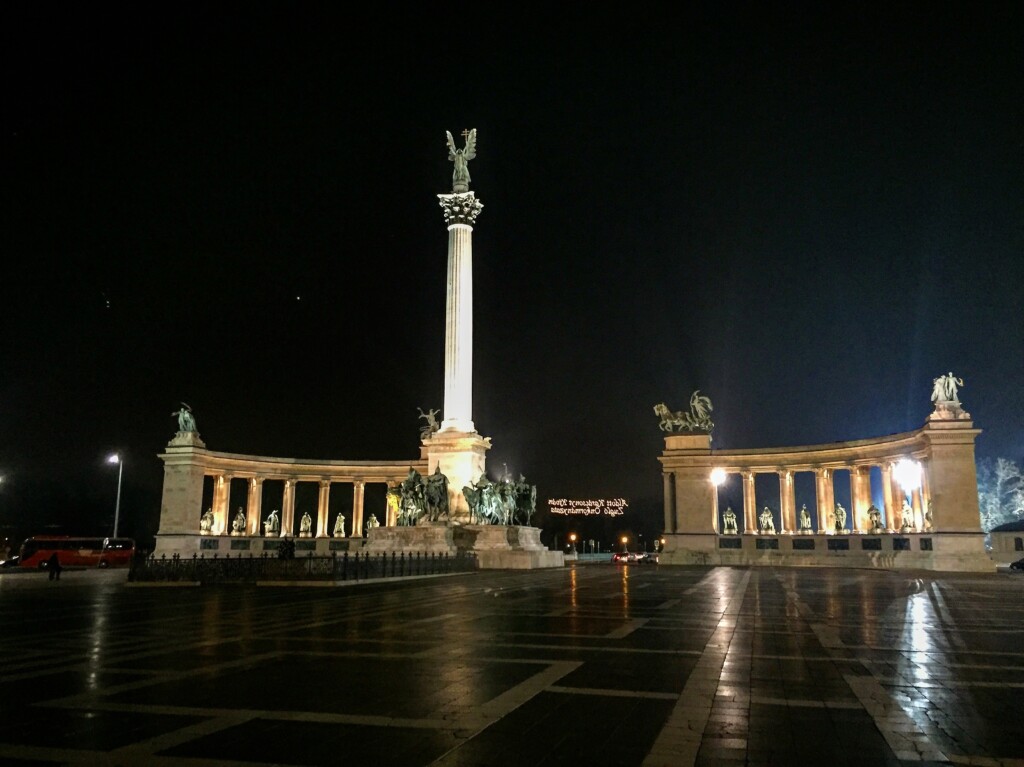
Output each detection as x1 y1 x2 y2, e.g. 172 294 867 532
106 454 120 464
710 468 727 486
894 459 922 492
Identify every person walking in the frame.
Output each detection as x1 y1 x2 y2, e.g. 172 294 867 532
47 552 62 581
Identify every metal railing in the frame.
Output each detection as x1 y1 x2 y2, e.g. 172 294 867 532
128 550 478 584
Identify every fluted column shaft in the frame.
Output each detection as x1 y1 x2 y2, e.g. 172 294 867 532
779 471 796 533
281 480 296 537
742 471 757 533
881 463 895 530
814 469 831 532
247 478 263 536
442 224 475 432
316 480 330 538
352 481 366 537
213 475 230 535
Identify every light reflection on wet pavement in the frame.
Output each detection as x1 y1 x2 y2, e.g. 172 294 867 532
0 565 1022 766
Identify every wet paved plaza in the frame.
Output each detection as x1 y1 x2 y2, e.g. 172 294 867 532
1 564 1022 766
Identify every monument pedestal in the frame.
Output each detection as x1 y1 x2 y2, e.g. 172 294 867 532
364 525 457 555
422 429 491 524
454 525 564 569
364 524 564 569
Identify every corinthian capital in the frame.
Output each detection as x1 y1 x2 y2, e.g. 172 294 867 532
438 192 484 226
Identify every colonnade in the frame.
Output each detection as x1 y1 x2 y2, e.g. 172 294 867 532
207 474 374 538
711 463 930 535
156 438 425 542
658 417 981 540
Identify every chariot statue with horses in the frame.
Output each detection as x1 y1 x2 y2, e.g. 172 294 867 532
463 472 538 526
654 390 714 433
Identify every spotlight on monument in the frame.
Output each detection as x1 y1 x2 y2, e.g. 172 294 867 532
894 459 922 494
710 468 727 486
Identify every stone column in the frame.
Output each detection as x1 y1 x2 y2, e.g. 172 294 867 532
213 475 230 535
779 470 796 533
850 466 871 532
710 479 720 534
881 463 895 530
352 481 366 538
247 478 263 536
814 468 831 533
920 460 933 517
316 480 330 538
281 480 296 537
385 481 398 527
662 472 676 534
437 193 484 434
742 471 757 533
911 488 924 530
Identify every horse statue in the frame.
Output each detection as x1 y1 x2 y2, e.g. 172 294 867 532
397 468 426 526
465 475 501 524
653 403 689 432
513 475 537 526
654 390 715 433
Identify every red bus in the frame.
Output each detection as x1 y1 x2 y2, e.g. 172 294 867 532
19 537 136 569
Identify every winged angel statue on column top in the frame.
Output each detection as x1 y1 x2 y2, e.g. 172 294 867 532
446 129 477 192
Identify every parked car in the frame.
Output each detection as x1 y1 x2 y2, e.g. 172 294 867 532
0 556 21 568
1010 557 1024 572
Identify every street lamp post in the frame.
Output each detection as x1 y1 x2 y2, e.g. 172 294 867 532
107 454 123 539
569 532 577 554
620 535 628 553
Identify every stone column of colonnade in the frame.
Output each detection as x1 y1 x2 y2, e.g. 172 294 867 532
741 471 757 533
881 463 896 529
212 474 230 535
316 480 330 537
814 468 834 533
385 481 398 527
246 478 263 536
920 464 932 527
281 480 296 537
779 470 796 533
351 481 365 538
848 466 869 532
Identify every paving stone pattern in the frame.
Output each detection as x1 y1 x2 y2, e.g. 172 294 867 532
0 565 1022 766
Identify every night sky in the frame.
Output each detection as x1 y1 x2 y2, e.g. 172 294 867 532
3 6 1022 550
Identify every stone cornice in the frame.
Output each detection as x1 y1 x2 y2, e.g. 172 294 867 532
660 419 981 472
157 445 427 483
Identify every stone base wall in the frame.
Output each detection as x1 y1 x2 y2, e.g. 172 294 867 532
660 532 994 572
154 534 366 559
362 524 564 569
363 525 457 555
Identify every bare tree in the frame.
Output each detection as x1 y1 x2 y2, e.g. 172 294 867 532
977 457 1024 532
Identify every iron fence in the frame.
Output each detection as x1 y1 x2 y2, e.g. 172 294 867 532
128 550 478 584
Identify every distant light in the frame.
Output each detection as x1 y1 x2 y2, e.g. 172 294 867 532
894 459 922 492
710 468 727 486
107 454 120 464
